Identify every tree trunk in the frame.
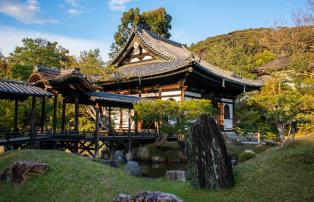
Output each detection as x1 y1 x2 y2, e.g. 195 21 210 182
277 124 285 144
186 114 234 190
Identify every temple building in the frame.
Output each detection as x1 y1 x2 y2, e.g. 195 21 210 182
98 27 263 131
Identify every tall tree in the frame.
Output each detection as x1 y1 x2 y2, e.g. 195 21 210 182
0 53 10 79
248 77 314 143
8 38 71 80
78 49 105 75
109 7 172 60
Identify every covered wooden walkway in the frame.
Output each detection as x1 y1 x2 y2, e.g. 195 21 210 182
0 67 161 158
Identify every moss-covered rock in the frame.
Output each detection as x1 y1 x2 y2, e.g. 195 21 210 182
239 150 256 162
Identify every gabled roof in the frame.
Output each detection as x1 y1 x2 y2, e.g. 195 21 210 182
29 66 100 92
106 27 262 88
259 56 289 70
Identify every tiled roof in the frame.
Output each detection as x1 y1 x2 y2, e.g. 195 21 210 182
257 56 289 71
30 66 87 82
0 79 52 97
106 59 191 81
86 91 141 105
107 27 263 88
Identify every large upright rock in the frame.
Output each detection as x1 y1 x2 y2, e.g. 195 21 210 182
186 114 234 190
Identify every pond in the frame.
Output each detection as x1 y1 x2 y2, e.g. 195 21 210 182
139 162 187 178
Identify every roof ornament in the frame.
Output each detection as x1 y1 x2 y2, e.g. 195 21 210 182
243 85 246 93
187 53 196 63
133 42 140 55
138 75 141 86
222 79 225 88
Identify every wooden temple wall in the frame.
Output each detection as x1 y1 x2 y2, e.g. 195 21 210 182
112 85 235 131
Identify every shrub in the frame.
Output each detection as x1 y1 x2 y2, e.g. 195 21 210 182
255 144 267 153
239 150 256 162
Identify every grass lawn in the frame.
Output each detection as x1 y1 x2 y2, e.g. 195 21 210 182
0 135 314 202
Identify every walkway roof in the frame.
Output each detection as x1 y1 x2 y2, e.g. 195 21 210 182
0 79 52 100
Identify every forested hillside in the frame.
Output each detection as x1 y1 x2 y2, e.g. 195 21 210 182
190 26 314 78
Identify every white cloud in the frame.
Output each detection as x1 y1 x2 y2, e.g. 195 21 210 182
68 8 82 16
108 0 133 11
64 0 79 7
0 0 58 24
64 0 85 16
0 27 110 61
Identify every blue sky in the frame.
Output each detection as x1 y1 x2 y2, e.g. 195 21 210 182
0 0 310 61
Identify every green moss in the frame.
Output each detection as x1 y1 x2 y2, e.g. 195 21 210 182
239 151 256 162
1 135 314 201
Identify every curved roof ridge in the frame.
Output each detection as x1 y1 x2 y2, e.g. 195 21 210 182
195 59 263 87
135 28 176 60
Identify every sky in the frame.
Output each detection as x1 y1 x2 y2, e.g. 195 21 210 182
0 0 310 61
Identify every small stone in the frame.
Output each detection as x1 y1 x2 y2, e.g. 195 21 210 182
113 192 183 202
151 156 166 163
126 152 133 161
0 161 49 184
166 170 186 182
111 150 127 167
231 159 237 166
112 193 133 202
134 191 183 202
124 161 141 176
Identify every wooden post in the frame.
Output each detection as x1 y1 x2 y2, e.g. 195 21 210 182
74 96 79 133
218 102 224 130
40 97 45 134
52 93 57 134
134 111 138 134
119 109 123 130
181 86 187 104
128 108 131 153
14 99 18 133
61 99 66 132
30 96 36 149
94 104 100 159
232 98 235 128
108 107 112 134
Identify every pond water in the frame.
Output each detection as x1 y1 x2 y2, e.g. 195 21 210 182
139 162 187 178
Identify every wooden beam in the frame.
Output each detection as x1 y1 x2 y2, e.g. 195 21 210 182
14 99 18 133
52 93 57 134
61 99 66 132
40 97 45 133
74 96 79 133
30 96 36 149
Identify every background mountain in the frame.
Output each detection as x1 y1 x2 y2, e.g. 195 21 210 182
189 26 314 78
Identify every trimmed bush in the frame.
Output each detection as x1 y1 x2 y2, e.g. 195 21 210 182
239 150 256 162
255 144 268 153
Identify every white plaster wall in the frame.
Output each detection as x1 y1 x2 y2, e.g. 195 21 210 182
161 96 181 101
223 103 233 130
161 90 181 96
